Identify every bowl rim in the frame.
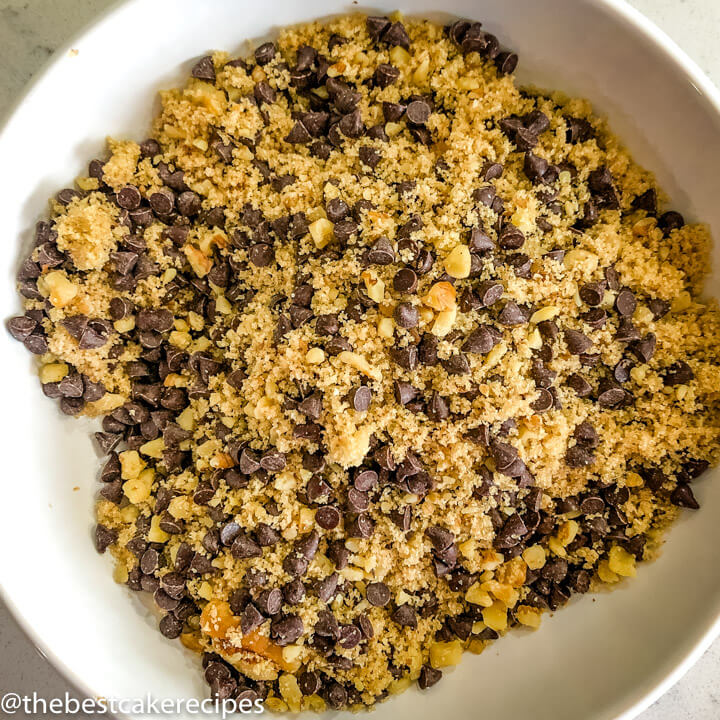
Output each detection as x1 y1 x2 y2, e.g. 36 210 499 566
1 0 719 718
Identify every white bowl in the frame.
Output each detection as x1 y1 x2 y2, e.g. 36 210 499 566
1 1 720 718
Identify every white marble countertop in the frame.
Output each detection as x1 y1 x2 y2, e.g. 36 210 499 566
0 1 719 718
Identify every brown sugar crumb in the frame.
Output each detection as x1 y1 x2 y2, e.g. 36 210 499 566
7 12 720 712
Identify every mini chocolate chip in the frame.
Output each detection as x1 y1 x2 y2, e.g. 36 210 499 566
316 505 342 530
367 237 395 265
191 56 216 82
615 288 637 316
671 484 699 509
659 211 685 234
664 360 694 386
271 614 304 646
564 329 593 355
394 302 419 329
597 379 626 408
498 301 528 325
231 534 262 559
476 281 504 307
406 99 431 125
374 63 400 87
348 385 372 412
648 298 670 319
392 604 418 628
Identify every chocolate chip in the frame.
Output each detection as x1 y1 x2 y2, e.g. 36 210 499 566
394 380 418 406
347 385 372 412
359 145 382 168
315 573 339 603
271 614 304 646
406 99 431 125
254 42 276 65
418 665 442 690
616 318 641 342
366 16 390 39
494 513 528 549
248 243 274 267
391 268 417 294
255 587 282 617
564 329 592 355
117 185 142 210
631 333 656 363
615 288 637 316
648 298 670 320
94 524 117 553
367 237 395 265
498 301 528 325
394 302 419 329
659 211 684 234
347 513 374 539
427 391 450 421
392 604 417 628
664 360 694 386
475 281 504 308
463 325 501 354
391 345 418 370
191 56 216 82
177 191 202 216
498 223 525 250
383 22 411 48
671 483 699 509
298 393 323 420
597 379 626 408
442 353 470 375
374 63 400 87
316 506 341 530
299 671 322 696
230 534 262 559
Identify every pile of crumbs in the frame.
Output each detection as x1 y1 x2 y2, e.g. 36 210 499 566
7 12 720 712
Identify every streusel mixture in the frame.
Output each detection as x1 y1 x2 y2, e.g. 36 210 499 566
8 13 720 712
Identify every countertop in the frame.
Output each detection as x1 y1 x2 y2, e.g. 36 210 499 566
0 0 719 718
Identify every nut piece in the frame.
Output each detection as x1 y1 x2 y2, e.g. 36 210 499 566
119 450 145 480
41 270 78 308
184 245 212 277
481 600 508 632
306 347 326 364
139 437 165 459
423 281 456 311
361 269 385 303
431 307 457 337
522 544 546 570
123 468 154 504
516 605 543 628
607 545 637 577
308 218 334 249
444 245 471 279
337 350 380 380
429 640 463 668
530 305 560 323
465 582 493 607
39 362 69 384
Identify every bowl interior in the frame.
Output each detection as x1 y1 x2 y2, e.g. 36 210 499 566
1 1 720 719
